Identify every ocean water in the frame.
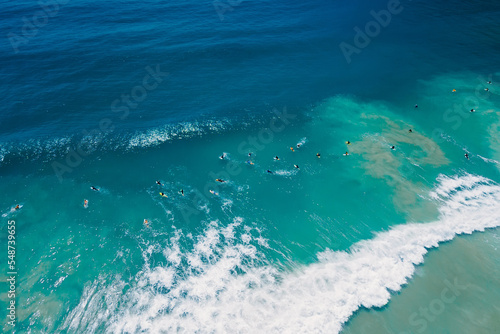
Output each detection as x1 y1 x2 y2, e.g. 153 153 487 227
1 0 500 333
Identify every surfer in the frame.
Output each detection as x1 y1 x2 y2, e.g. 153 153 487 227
91 186 99 191
316 153 321 158
246 160 254 165
485 88 489 92
160 192 168 198
415 104 418 108
346 141 351 145
156 180 162 186
487 80 492 84
14 205 20 210
452 89 456 92
267 170 273 174
216 178 225 183
274 156 279 161
344 152 349 156
408 129 413 133
470 109 475 113
179 189 184 196
290 147 294 152
297 143 301 148
465 153 469 160
391 146 395 150
219 154 225 160
83 200 88 208
248 152 252 157
294 164 299 169
143 219 149 226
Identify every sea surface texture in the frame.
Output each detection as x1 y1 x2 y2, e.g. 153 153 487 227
1 0 500 333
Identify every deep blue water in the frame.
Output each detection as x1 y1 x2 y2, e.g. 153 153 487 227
1 0 500 333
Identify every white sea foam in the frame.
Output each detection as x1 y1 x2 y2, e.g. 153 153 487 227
127 120 230 149
0 119 233 166
63 174 500 333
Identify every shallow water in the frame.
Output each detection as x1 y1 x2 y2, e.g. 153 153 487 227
1 0 500 332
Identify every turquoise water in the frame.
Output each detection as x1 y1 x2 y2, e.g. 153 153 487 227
1 0 500 333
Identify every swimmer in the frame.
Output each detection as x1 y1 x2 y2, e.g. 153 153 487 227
143 219 149 226
156 180 162 186
160 192 168 198
408 129 413 133
316 153 321 158
345 141 351 145
485 88 489 92
246 160 254 165
290 147 295 152
452 89 456 92
215 178 225 183
209 190 219 196
470 109 475 113
415 104 418 108
83 200 88 208
294 164 299 169
465 153 469 160
391 146 395 150
90 186 99 191
179 189 184 196
274 156 279 161
267 170 273 174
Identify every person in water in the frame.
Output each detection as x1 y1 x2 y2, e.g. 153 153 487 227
91 186 99 191
216 178 225 183
294 164 299 169
316 153 321 158
160 192 168 198
156 180 162 186
267 170 273 174
415 104 418 108
465 153 469 160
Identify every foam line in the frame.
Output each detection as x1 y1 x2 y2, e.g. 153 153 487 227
63 174 500 333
